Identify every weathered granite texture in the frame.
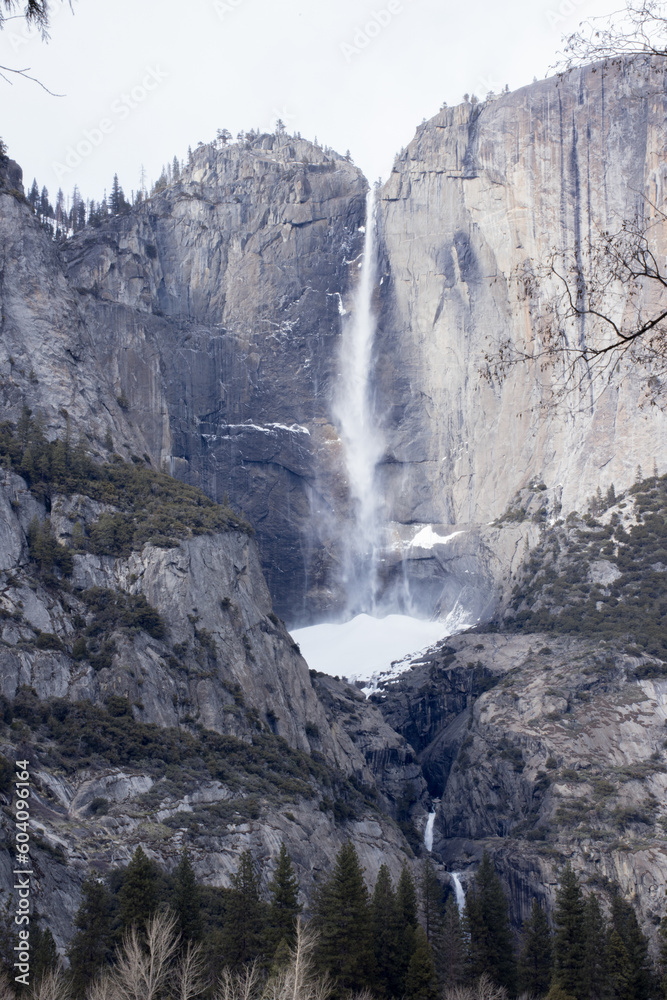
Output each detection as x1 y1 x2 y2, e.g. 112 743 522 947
376 57 667 548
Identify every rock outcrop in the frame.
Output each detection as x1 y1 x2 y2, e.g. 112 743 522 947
375 628 667 944
3 57 667 956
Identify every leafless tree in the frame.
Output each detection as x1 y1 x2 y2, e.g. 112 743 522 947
30 967 73 1000
262 921 332 1000
445 973 509 1000
214 920 333 1000
558 1 667 70
111 910 181 1000
485 208 667 402
215 965 263 1000
85 975 117 1000
171 940 208 1000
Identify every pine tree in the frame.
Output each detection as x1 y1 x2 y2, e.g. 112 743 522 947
28 178 39 211
67 874 113 995
583 893 609 1000
39 185 51 227
55 187 65 233
173 848 202 941
658 914 667 999
111 174 122 214
118 846 159 932
31 925 58 984
552 864 587 999
610 893 652 1000
420 858 444 946
172 155 180 181
313 840 374 991
440 895 465 990
519 899 552 996
371 863 400 996
269 936 292 975
267 843 301 951
222 849 265 967
608 929 633 1000
464 851 516 993
405 925 438 1000
395 864 419 992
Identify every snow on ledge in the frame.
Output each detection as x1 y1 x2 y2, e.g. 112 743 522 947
202 422 311 441
410 526 465 549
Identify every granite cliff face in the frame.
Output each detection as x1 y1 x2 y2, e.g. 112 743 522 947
376 56 667 573
62 137 367 622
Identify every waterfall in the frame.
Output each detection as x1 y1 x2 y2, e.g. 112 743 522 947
332 186 385 614
424 810 436 852
451 872 466 914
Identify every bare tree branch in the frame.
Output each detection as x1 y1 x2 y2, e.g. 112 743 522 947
30 966 73 1000
0 62 63 94
85 974 118 1000
556 1 667 70
483 209 667 405
171 940 208 1000
111 910 181 1000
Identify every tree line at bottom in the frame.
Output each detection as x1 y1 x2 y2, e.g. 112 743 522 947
2 841 666 1000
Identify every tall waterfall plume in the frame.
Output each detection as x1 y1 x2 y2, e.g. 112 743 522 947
333 186 385 615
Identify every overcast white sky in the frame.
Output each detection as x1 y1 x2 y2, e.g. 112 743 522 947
1 0 621 202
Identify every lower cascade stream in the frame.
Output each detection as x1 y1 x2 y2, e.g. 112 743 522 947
424 805 437 852
451 873 466 914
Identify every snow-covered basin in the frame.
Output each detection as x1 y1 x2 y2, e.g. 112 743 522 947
290 612 466 694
